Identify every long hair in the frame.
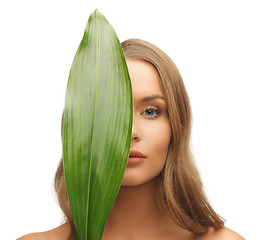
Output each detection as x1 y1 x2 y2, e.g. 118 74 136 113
54 39 224 240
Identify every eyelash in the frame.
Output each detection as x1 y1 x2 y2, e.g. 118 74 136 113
142 106 162 119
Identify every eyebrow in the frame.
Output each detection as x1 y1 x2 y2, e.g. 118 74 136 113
140 95 165 102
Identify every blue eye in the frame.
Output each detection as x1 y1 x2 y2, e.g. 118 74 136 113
145 109 155 116
143 107 161 118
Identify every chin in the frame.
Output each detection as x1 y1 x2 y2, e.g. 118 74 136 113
121 177 145 186
121 173 147 186
121 170 162 187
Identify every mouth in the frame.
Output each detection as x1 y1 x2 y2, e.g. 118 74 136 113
127 149 146 166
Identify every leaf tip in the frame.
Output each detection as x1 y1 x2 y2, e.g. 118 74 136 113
92 9 102 17
92 9 108 21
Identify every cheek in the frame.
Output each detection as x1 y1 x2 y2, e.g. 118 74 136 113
153 133 171 162
144 120 172 160
121 120 172 186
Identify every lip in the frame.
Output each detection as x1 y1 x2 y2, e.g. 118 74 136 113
127 149 146 166
129 149 146 158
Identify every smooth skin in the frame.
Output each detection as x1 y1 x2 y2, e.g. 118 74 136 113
17 59 245 240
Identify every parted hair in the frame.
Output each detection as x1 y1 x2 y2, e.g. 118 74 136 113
54 39 224 240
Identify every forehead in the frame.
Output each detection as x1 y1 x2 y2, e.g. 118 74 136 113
126 58 163 99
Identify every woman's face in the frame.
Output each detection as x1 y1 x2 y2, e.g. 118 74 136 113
121 58 172 186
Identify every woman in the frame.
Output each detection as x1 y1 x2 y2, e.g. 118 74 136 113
18 39 244 240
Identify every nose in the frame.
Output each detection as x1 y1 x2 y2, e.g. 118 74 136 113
131 114 141 142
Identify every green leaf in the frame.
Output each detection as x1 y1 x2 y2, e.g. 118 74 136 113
62 9 133 240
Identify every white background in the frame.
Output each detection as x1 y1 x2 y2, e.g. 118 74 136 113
0 0 259 239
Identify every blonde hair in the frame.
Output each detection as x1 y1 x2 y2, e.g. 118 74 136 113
54 39 224 239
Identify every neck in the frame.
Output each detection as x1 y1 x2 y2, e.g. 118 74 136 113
103 175 175 237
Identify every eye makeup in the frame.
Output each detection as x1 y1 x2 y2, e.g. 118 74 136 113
142 106 162 118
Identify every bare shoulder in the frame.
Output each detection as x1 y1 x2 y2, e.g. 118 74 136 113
16 222 71 240
197 227 245 240
16 232 44 240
